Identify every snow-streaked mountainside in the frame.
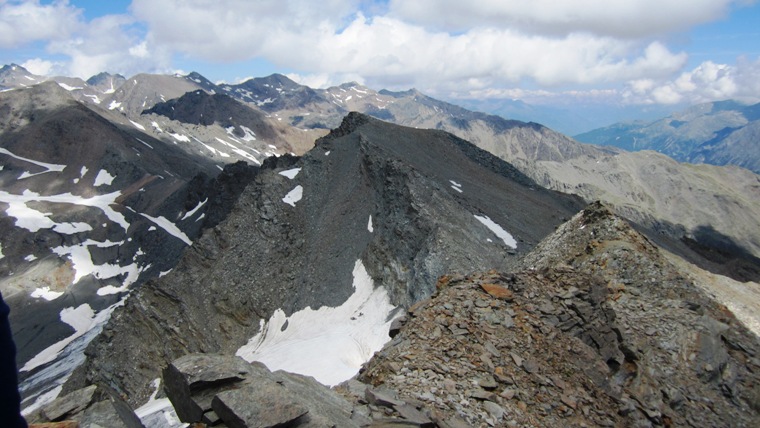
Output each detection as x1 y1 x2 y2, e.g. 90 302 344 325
1 64 759 426
65 113 584 408
576 100 760 174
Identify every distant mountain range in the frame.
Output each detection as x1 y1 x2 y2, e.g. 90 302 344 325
576 100 760 174
456 97 679 136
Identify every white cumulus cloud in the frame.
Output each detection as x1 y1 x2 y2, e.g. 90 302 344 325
624 58 760 104
388 0 741 38
0 0 82 48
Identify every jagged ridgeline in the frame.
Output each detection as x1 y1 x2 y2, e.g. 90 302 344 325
61 112 584 407
14 111 760 427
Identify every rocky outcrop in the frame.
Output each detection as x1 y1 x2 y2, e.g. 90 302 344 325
25 384 144 428
354 203 760 427
163 354 357 427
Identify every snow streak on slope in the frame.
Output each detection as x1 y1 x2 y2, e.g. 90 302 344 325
236 259 398 386
139 213 192 245
180 198 207 221
474 214 517 249
0 147 66 178
20 299 126 416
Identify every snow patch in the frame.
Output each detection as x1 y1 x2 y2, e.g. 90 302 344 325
236 259 399 386
135 378 184 427
474 214 517 249
31 287 64 301
57 82 82 91
129 120 146 131
282 185 303 207
108 100 122 110
240 125 257 141
279 168 301 179
136 138 153 149
181 198 207 221
94 169 115 186
51 240 141 289
24 254 37 262
368 215 374 233
140 213 192 245
0 191 100 233
170 133 190 143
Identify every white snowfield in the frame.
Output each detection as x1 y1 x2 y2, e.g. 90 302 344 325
31 286 64 301
237 259 399 386
278 167 301 179
0 189 129 231
94 169 115 186
21 303 97 372
282 185 303 207
474 214 518 249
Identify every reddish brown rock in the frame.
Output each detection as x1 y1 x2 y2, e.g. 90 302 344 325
480 283 513 300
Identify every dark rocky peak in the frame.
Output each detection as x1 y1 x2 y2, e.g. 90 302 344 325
0 63 32 78
86 71 123 85
221 73 324 112
143 90 246 126
85 72 126 93
316 111 372 142
378 88 420 98
66 112 582 406
249 73 303 90
183 71 218 92
142 90 293 147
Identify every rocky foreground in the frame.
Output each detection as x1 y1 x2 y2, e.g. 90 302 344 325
24 202 760 427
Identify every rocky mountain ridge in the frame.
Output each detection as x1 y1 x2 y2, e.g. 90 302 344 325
24 194 760 428
58 113 584 411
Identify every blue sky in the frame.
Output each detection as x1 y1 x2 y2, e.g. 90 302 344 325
1 0 759 107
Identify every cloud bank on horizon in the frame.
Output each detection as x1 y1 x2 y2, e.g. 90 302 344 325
1 0 759 106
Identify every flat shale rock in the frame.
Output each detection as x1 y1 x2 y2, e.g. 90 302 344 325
163 353 253 423
164 353 358 427
40 385 97 422
212 383 308 428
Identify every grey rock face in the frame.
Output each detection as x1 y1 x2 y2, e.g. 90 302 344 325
25 384 144 428
162 353 254 423
212 384 309 428
40 385 97 422
163 354 357 427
